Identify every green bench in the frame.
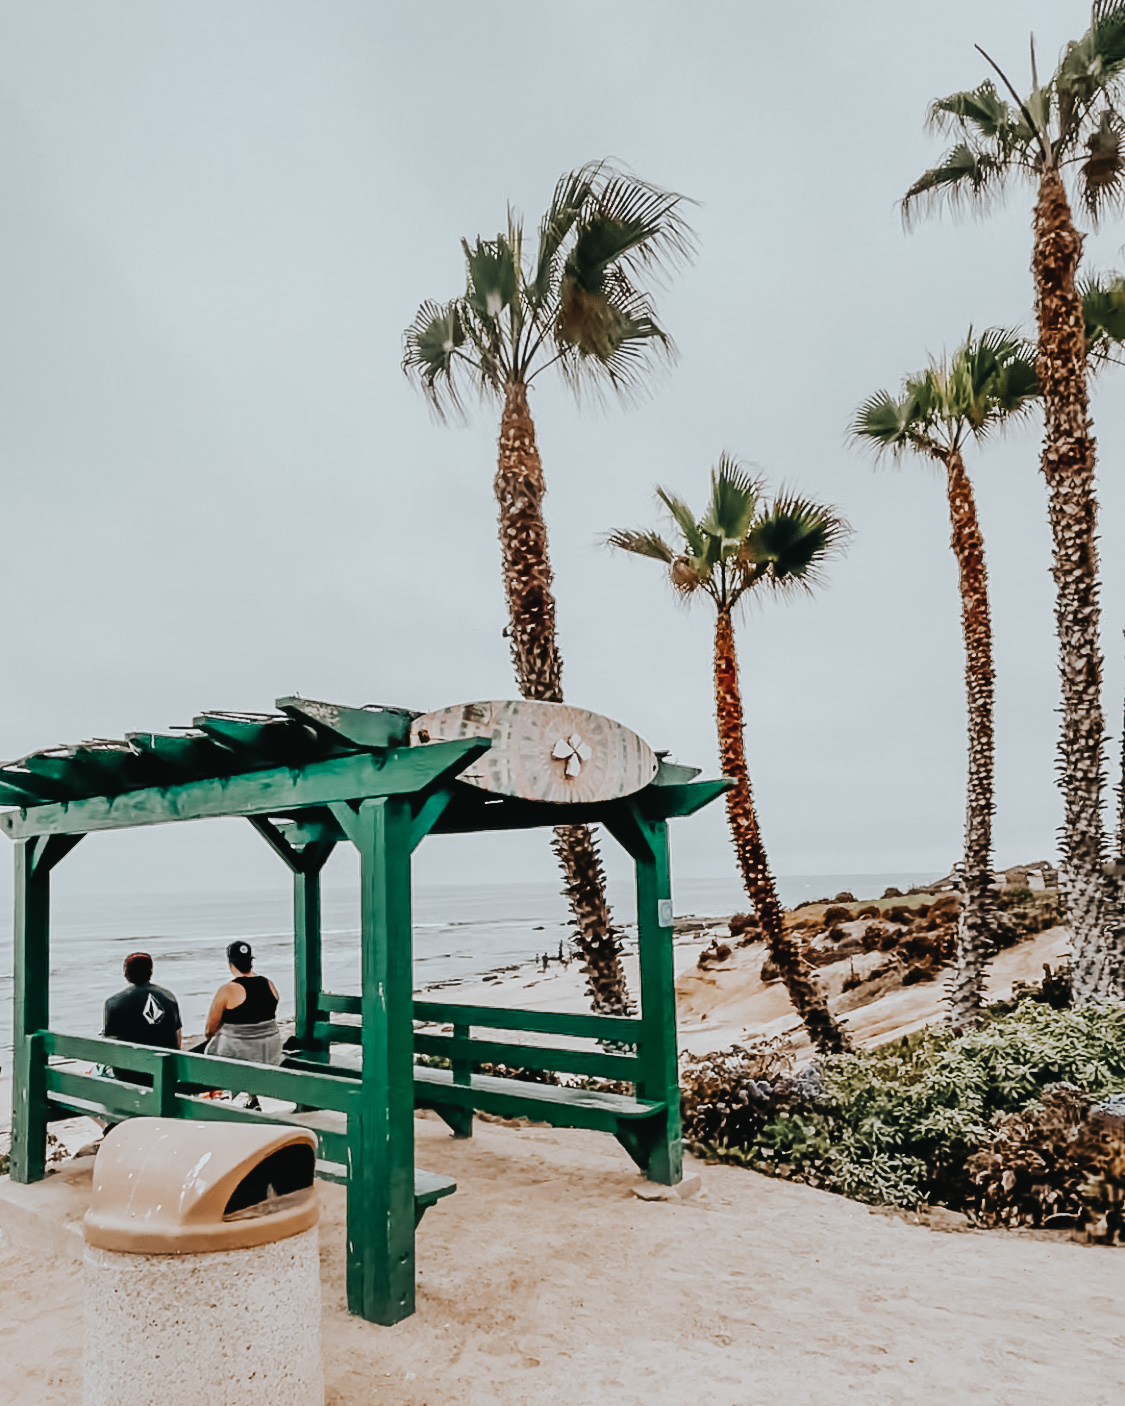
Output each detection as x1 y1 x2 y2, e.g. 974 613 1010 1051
300 993 681 1183
413 1065 670 1173
35 1035 457 1232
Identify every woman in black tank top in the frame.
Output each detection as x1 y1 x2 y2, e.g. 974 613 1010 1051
204 940 282 1068
223 974 278 1024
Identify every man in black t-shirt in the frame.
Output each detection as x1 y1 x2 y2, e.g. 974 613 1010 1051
103 952 181 1081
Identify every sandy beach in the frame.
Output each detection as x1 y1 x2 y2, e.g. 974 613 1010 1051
4 1115 1124 1406
2 912 1108 1404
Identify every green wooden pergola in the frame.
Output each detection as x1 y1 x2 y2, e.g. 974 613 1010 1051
2 696 727 1324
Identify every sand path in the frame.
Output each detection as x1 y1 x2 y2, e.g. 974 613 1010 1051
3 1113 1123 1405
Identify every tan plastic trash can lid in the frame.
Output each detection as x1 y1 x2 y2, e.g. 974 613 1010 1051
84 1118 319 1254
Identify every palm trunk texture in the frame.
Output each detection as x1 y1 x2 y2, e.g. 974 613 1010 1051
943 449 997 1027
1106 653 1125 996
495 380 631 1014
713 609 848 1054
1033 168 1113 1002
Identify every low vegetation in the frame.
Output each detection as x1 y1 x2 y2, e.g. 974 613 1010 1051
681 992 1125 1239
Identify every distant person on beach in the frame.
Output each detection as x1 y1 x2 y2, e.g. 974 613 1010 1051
102 952 181 1081
204 940 282 1067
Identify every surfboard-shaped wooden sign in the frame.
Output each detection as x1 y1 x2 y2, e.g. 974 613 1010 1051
410 700 657 806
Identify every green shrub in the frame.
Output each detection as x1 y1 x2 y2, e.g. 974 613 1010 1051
685 1000 1125 1211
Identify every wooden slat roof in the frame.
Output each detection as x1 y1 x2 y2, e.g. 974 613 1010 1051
0 697 419 808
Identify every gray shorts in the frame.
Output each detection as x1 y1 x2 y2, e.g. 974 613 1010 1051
205 1019 283 1066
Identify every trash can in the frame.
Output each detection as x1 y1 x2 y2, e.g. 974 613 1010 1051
82 1117 324 1406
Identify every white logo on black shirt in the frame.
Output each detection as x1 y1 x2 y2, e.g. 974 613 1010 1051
142 994 164 1026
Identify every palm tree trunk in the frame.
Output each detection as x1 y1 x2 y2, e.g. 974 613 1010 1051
496 379 631 1014
1115 675 1125 994
943 449 996 1028
1104 645 1125 998
712 607 848 1054
1032 167 1111 1003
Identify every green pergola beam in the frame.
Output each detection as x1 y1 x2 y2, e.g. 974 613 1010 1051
0 775 61 806
0 737 491 840
195 712 339 768
427 777 733 835
126 730 246 781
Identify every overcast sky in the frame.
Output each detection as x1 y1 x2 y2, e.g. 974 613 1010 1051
2 1 1124 901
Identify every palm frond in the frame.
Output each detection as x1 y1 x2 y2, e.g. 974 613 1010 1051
1057 1 1125 139
554 275 673 398
1081 269 1125 366
605 527 675 562
956 328 1039 432
850 388 922 455
1079 108 1125 217
605 527 705 598
462 235 519 327
405 161 693 418
402 299 471 418
581 168 696 283
902 142 1014 223
701 453 762 546
530 165 598 312
551 166 692 396
1024 72 1054 148
744 493 851 594
928 81 1028 146
610 460 844 614
655 486 707 559
853 329 1039 468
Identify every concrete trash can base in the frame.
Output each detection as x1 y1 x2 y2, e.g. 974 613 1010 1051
83 1228 324 1406
82 1118 324 1406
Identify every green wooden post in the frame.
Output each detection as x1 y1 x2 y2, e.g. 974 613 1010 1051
451 1022 472 1086
294 843 334 1051
151 1051 180 1118
636 817 681 1184
247 820 336 1055
442 1021 474 1139
342 797 417 1325
606 807 682 1186
11 836 83 1182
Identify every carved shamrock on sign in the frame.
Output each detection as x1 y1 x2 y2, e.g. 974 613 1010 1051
552 732 593 778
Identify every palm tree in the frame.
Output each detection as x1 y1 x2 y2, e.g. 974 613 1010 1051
403 163 694 1015
609 457 851 1054
1082 271 1125 998
902 4 1125 1002
852 331 1039 1028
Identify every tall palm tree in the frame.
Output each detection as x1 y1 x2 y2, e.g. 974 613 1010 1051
902 3 1125 1003
403 163 694 1015
852 331 1039 1028
1082 271 1125 997
609 457 851 1054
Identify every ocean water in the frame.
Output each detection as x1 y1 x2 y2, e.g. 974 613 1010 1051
0 872 933 1062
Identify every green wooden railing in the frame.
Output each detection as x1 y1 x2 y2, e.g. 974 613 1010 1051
21 1024 457 1327
37 1030 358 1168
314 992 646 1087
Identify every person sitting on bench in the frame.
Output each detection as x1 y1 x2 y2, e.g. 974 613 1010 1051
102 952 182 1083
204 941 282 1068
